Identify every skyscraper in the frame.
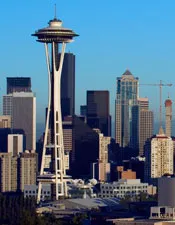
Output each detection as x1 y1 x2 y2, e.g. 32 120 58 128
139 110 153 156
61 53 75 119
71 115 99 178
62 116 73 152
138 98 153 156
144 127 174 184
19 151 37 191
165 98 172 137
0 153 17 192
93 129 111 182
7 77 31 94
0 151 37 192
3 92 36 151
87 90 111 136
115 70 139 147
62 116 73 171
130 105 139 150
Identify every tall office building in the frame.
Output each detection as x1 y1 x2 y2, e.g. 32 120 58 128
93 129 111 182
138 98 153 156
139 110 153 155
61 53 75 119
130 105 139 150
62 116 73 152
115 70 139 147
7 77 31 94
165 98 172 137
3 92 36 151
144 127 174 184
62 116 73 171
87 90 111 136
0 153 18 192
0 151 37 192
3 95 13 118
71 115 99 178
19 151 37 191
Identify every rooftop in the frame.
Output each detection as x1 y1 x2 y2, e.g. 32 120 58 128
122 69 133 76
49 197 121 210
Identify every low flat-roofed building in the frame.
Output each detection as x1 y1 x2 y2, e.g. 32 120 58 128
0 115 11 128
150 206 175 220
98 179 149 198
24 184 51 201
107 219 175 224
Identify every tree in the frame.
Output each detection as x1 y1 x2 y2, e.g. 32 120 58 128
71 213 88 225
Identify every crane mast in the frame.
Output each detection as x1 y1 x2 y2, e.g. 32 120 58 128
140 80 172 128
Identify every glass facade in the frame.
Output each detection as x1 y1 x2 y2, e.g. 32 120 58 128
115 70 139 148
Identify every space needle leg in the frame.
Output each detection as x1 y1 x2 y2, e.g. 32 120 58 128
37 43 52 204
52 42 66 200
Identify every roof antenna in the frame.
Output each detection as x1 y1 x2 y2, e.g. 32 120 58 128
54 4 57 19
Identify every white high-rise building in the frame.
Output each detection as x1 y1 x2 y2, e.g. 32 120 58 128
149 127 173 179
0 151 37 193
92 129 111 182
19 151 37 191
3 92 36 151
0 153 17 192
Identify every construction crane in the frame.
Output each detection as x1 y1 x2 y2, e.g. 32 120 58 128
140 80 172 128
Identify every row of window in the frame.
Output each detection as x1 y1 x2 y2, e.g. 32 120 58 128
102 190 147 194
25 190 50 194
101 185 148 189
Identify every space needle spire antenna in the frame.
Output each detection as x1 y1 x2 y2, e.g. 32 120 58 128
32 9 78 203
54 4 57 19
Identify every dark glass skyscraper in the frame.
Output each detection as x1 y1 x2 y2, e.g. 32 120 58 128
86 90 111 136
7 77 31 94
71 115 99 178
61 53 75 119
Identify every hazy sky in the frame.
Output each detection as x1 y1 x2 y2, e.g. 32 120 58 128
0 0 175 124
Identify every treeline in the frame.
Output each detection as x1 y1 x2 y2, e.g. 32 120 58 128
0 193 62 225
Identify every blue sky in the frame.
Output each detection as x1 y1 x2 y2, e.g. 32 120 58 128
0 0 175 124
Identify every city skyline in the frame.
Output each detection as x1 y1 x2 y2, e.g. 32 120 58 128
0 1 175 126
1 3 175 222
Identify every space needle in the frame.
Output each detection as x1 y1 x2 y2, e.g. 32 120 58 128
32 10 78 203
